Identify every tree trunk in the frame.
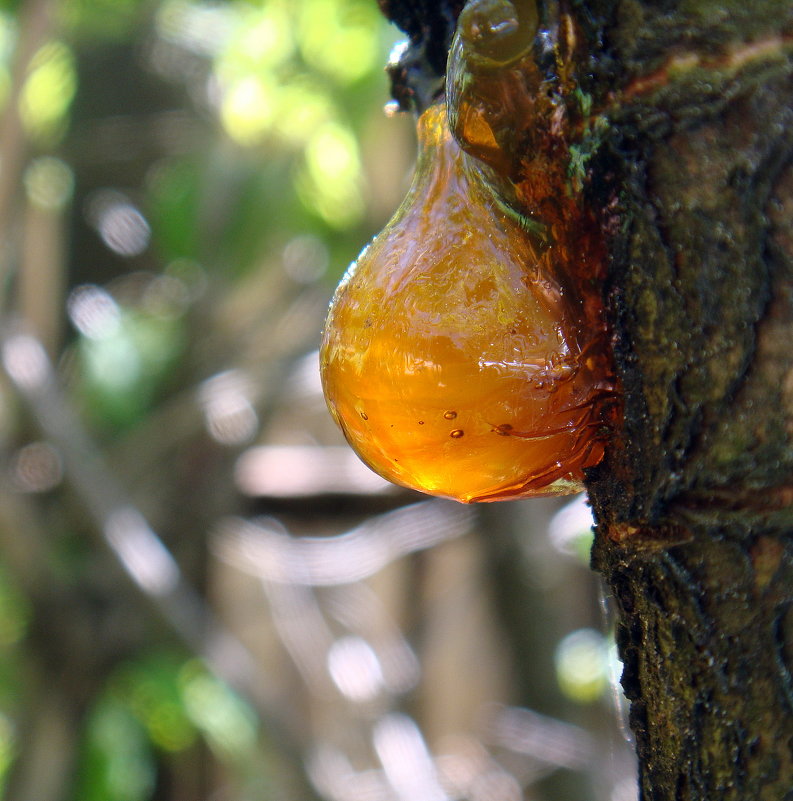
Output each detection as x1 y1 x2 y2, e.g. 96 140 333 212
586 3 793 797
377 0 793 798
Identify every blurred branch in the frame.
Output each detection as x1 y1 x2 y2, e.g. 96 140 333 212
0 0 55 297
19 175 68 355
215 500 475 586
5 683 76 801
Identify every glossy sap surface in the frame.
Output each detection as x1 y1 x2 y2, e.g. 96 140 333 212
320 105 611 503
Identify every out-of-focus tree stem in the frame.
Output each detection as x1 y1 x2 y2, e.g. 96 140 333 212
0 0 55 303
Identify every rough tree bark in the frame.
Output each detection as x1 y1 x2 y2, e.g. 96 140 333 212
377 0 793 798
587 3 793 797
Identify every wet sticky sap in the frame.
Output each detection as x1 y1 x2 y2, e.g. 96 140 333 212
320 105 614 503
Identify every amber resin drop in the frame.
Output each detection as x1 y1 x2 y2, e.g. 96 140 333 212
320 105 612 503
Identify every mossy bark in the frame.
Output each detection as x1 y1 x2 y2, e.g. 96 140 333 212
379 0 793 798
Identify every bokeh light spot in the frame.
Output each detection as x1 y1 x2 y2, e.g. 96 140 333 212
555 628 610 703
10 441 63 494
282 234 328 283
298 122 364 228
198 369 258 445
24 156 74 210
219 75 276 145
20 40 77 143
179 661 258 758
327 636 385 702
68 284 122 339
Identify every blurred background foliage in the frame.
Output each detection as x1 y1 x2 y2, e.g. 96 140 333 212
0 0 637 799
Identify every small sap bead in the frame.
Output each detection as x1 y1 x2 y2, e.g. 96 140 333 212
456 0 538 66
320 105 613 503
446 0 568 187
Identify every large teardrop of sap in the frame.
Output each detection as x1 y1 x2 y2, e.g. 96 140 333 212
320 105 609 503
